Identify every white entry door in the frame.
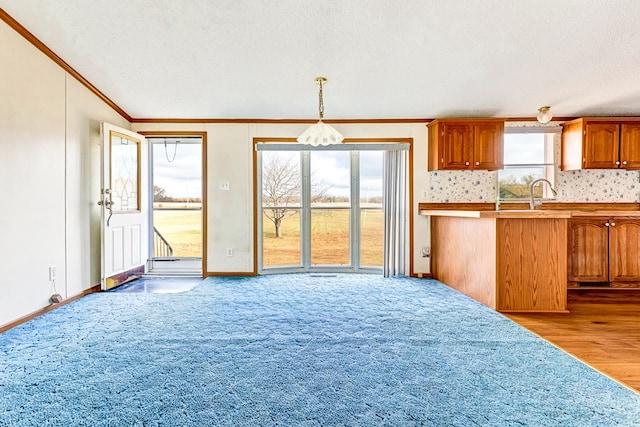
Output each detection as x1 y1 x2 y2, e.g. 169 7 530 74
99 122 149 290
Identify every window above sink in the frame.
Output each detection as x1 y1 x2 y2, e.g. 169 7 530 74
498 127 560 201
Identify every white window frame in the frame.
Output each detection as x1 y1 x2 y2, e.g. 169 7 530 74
498 126 561 201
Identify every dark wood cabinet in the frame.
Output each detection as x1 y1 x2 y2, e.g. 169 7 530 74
562 118 640 170
568 217 640 285
428 119 504 171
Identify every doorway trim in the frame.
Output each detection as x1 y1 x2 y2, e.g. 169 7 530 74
139 131 208 276
252 137 414 276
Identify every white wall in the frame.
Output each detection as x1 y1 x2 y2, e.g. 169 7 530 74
0 20 130 328
132 121 431 275
1 16 431 329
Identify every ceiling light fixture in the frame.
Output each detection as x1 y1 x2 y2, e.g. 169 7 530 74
536 106 552 124
297 77 344 146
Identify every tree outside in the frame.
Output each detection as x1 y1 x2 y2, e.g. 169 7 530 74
261 152 331 238
499 173 546 199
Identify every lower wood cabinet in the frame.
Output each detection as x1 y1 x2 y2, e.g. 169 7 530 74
568 217 640 285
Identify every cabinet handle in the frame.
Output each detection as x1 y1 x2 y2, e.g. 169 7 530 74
622 161 628 166
616 161 620 165
611 222 616 227
605 222 610 227
465 161 470 166
475 161 480 166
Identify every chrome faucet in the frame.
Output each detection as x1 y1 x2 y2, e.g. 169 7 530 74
529 178 557 210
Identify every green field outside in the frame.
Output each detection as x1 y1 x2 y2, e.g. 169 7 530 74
153 210 202 257
262 208 383 267
153 208 383 267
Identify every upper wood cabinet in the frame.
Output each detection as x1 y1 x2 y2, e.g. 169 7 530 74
561 118 640 170
428 119 504 171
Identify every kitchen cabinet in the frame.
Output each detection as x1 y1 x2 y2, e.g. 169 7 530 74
561 118 640 170
428 119 504 171
568 217 640 285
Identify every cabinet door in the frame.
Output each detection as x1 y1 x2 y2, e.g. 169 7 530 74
620 123 640 170
609 219 640 282
567 218 609 282
441 123 473 169
473 122 503 170
583 123 619 169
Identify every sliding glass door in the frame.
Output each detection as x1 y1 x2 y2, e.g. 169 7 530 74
259 149 383 273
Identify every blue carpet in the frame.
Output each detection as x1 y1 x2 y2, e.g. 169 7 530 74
0 274 639 426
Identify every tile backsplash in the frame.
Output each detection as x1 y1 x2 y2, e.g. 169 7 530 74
426 170 497 202
557 169 640 202
424 169 640 203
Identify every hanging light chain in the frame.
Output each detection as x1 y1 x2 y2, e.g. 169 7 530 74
316 76 327 121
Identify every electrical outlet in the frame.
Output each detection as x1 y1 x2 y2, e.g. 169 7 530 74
420 247 430 258
219 180 230 191
226 248 233 257
49 266 57 281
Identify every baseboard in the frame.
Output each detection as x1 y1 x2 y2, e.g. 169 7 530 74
412 273 433 279
205 271 258 277
0 284 101 334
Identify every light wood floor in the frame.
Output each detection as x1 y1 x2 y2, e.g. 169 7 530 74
505 290 640 393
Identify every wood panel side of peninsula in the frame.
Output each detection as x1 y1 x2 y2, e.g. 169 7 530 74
430 214 568 313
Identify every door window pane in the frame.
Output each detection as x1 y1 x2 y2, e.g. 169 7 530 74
111 132 139 211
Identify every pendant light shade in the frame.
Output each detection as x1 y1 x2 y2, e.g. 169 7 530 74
297 77 344 146
537 106 552 124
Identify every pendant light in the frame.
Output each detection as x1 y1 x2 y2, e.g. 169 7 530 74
297 77 344 146
536 106 552 124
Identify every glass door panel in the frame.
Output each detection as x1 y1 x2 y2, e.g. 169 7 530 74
360 209 383 266
309 151 351 266
259 147 386 273
153 209 202 257
359 151 384 267
262 210 301 267
261 151 302 268
311 209 350 265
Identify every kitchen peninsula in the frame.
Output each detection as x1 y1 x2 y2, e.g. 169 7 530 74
420 203 640 313
421 205 571 313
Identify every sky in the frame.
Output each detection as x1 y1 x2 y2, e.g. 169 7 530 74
152 140 202 199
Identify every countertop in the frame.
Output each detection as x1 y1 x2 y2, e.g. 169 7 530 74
419 210 573 219
418 202 640 219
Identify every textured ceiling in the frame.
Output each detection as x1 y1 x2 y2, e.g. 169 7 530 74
2 0 640 120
